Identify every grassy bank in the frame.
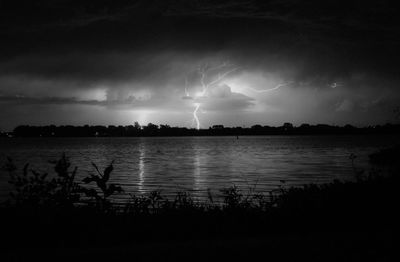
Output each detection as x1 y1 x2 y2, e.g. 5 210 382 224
1 148 399 260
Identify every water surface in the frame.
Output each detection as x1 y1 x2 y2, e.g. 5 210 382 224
1 135 398 202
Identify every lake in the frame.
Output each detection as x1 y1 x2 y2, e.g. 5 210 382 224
1 135 398 202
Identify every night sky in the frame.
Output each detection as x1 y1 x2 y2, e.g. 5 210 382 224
1 0 399 130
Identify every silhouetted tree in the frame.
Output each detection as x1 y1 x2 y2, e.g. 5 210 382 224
9 123 400 137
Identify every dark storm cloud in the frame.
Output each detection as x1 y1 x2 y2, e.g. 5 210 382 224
1 0 399 83
0 95 127 106
0 92 184 111
0 52 186 84
0 0 399 129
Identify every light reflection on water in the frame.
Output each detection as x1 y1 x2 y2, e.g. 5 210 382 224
138 143 145 193
0 135 399 202
193 145 202 192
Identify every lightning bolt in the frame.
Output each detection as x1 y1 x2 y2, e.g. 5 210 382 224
184 63 292 130
191 63 237 129
193 103 201 130
245 81 293 93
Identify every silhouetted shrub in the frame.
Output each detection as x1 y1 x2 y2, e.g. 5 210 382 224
3 154 81 208
221 185 245 210
82 161 123 210
3 154 125 211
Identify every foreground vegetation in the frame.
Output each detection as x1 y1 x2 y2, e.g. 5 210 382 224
1 147 398 260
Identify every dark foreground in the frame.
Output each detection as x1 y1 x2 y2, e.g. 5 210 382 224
1 148 399 261
2 233 395 262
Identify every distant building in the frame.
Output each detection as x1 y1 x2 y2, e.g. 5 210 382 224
211 125 224 129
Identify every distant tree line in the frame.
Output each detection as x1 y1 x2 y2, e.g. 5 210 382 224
4 122 400 137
